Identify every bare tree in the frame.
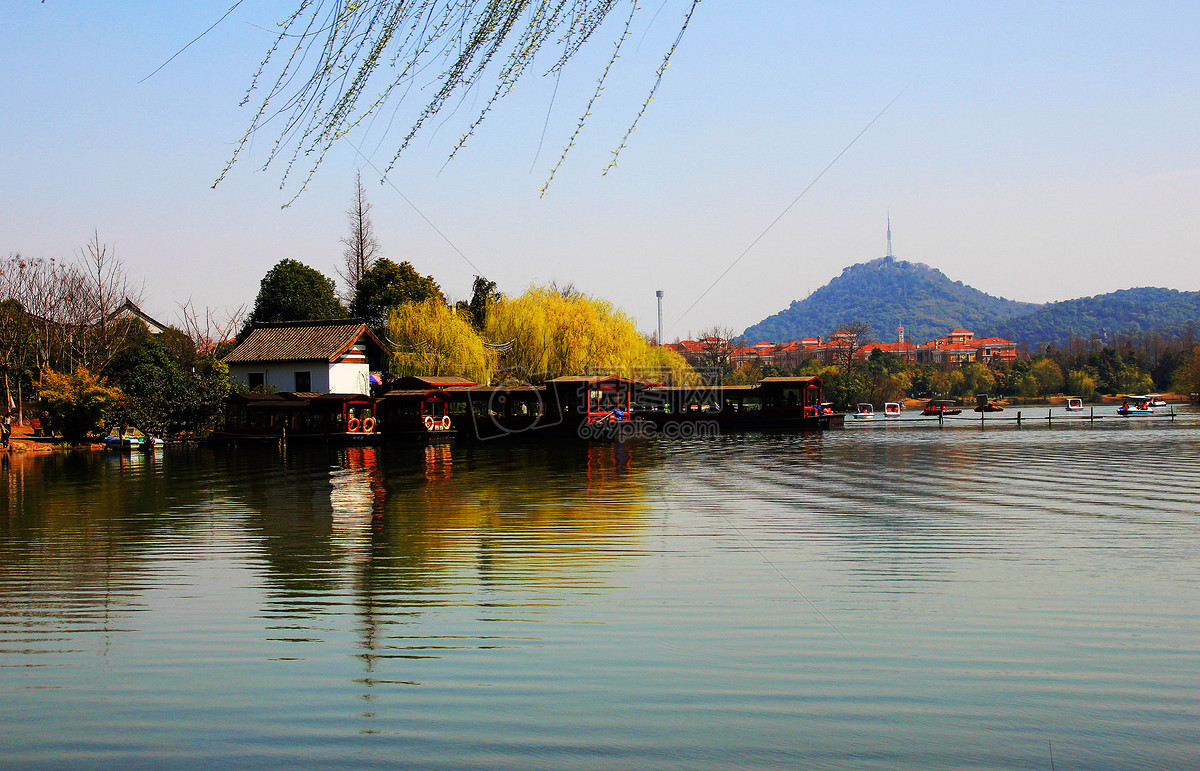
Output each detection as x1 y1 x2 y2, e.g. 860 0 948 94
64 232 143 373
338 171 382 304
831 321 875 367
697 325 735 383
177 299 246 359
2 254 74 372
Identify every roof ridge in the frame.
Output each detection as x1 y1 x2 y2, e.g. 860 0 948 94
251 318 365 329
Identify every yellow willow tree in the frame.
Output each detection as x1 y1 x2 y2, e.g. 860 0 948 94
386 299 495 383
484 286 693 384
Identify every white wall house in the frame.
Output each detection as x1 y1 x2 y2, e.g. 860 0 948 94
223 320 387 394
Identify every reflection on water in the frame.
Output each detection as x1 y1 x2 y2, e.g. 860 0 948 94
2 423 1199 768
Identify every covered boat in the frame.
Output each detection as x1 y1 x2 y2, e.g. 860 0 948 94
922 399 962 416
851 403 875 419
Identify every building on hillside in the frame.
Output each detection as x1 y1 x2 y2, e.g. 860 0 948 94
851 341 918 363
970 336 1019 365
664 337 733 369
807 330 857 364
915 329 1017 366
726 339 814 372
223 319 388 394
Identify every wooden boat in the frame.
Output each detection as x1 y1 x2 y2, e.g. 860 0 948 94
851 403 875 419
1064 397 1084 411
635 376 843 433
884 402 902 417
922 399 961 416
378 376 478 439
212 392 380 443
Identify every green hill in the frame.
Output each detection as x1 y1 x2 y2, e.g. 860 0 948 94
993 287 1200 347
742 257 1040 344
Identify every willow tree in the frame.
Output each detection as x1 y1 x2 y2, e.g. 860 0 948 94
386 298 495 383
217 0 699 198
484 285 692 383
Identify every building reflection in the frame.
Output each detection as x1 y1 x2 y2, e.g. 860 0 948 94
342 439 664 719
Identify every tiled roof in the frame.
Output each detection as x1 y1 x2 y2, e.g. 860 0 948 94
392 375 477 389
223 320 387 364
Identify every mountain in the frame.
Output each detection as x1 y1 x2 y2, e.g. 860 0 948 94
741 257 1040 345
993 287 1200 347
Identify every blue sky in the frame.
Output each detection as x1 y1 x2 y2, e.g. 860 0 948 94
3 2 1199 340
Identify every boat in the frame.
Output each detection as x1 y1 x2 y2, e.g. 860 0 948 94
1117 398 1154 416
212 392 381 444
1142 394 1167 407
633 377 843 434
378 376 477 439
851 403 875 419
921 399 961 416
103 426 156 451
1064 397 1084 412
884 402 902 417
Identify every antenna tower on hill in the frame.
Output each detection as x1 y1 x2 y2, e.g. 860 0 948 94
886 213 893 259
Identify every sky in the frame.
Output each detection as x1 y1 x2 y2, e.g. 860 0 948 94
3 2 1199 341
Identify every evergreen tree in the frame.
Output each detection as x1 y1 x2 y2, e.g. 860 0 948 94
351 259 444 331
249 259 347 326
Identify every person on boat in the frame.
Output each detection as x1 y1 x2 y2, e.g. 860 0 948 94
1121 401 1128 411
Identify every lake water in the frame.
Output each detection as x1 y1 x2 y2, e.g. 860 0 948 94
2 414 1199 768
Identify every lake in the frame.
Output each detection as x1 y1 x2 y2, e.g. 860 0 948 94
2 415 1199 768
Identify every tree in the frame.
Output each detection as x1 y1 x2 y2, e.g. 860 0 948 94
350 259 444 331
217 0 700 198
695 325 735 383
0 298 32 417
37 367 121 444
1029 358 1064 396
1 254 74 372
337 171 382 301
831 321 874 367
110 332 232 437
387 298 495 384
959 361 996 396
249 259 348 326
1173 345 1200 396
484 285 692 383
1066 369 1097 400
460 275 501 331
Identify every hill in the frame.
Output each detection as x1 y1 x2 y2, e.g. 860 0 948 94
741 257 1040 344
993 287 1200 347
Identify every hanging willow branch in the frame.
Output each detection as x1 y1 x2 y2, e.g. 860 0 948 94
214 0 698 201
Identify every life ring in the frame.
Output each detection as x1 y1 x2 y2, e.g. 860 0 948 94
441 415 451 429
424 415 435 430
362 417 375 434
347 417 361 433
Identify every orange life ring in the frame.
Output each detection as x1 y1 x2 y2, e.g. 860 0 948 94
347 417 361 433
441 415 451 429
424 415 435 430
362 417 375 433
